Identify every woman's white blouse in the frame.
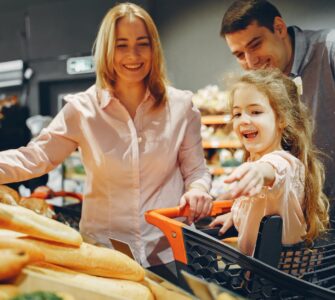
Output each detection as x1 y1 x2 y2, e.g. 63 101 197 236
0 85 211 266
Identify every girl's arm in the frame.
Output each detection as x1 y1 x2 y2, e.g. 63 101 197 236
209 212 233 235
218 161 275 200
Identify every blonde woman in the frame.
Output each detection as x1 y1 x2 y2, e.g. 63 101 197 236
210 69 329 256
0 3 212 280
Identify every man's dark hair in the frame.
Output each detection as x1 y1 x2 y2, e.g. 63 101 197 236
220 0 282 37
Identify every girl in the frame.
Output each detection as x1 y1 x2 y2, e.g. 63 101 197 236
0 2 212 275
210 69 329 256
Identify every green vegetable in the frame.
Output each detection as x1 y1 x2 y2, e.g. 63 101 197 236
11 291 63 300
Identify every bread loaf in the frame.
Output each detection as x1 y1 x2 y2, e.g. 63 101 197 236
0 203 82 246
18 197 55 219
0 237 44 262
216 293 238 300
21 237 145 282
0 185 19 206
26 262 153 300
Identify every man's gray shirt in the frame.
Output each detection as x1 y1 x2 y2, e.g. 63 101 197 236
289 26 335 202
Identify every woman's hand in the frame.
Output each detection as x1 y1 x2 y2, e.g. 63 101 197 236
179 189 213 224
209 212 233 235
220 161 275 199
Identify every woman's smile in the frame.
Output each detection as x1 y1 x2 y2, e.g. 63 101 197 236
123 63 143 70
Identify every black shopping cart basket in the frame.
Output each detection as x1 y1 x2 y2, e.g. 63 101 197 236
145 201 335 299
29 187 82 230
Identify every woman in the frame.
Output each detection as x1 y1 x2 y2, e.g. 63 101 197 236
0 3 212 277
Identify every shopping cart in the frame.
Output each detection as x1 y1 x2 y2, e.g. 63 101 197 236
145 201 335 299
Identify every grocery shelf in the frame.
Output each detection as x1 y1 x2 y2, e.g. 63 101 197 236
202 140 242 149
201 115 231 125
208 165 237 176
64 173 86 182
208 166 226 176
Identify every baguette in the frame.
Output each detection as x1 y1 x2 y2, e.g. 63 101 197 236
0 284 19 300
0 237 44 262
26 262 153 300
144 277 192 300
0 249 30 281
0 229 25 238
0 203 82 246
21 237 145 282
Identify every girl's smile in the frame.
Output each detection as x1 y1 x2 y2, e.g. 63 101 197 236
232 83 283 161
241 128 258 139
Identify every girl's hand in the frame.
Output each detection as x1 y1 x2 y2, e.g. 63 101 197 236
209 212 233 235
180 190 213 224
222 162 275 199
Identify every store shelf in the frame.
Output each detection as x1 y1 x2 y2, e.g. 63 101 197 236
209 164 239 175
208 166 225 176
63 150 86 183
64 173 86 182
202 140 242 149
201 115 231 125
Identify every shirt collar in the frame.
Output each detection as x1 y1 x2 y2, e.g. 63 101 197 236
288 26 307 78
98 88 113 108
97 87 153 109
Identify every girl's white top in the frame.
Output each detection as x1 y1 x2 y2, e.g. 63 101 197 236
231 150 307 255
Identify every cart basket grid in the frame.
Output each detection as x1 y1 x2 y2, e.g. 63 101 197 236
145 201 335 300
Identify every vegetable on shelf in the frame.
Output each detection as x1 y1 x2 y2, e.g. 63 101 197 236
11 291 66 300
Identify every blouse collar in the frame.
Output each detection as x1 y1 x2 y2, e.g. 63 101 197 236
98 87 153 109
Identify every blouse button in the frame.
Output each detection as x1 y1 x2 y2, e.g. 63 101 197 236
138 137 142 143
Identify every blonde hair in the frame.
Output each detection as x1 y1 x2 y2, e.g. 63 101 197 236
228 68 329 242
93 2 168 107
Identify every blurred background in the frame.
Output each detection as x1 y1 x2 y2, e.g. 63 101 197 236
0 0 335 115
0 0 334 115
0 0 333 195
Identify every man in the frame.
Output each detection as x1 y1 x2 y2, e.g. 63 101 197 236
220 0 335 217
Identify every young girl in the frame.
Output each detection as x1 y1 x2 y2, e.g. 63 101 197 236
0 3 212 276
210 69 329 256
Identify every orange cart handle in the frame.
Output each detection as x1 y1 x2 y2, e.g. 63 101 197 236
147 200 233 219
145 200 232 264
30 188 83 202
